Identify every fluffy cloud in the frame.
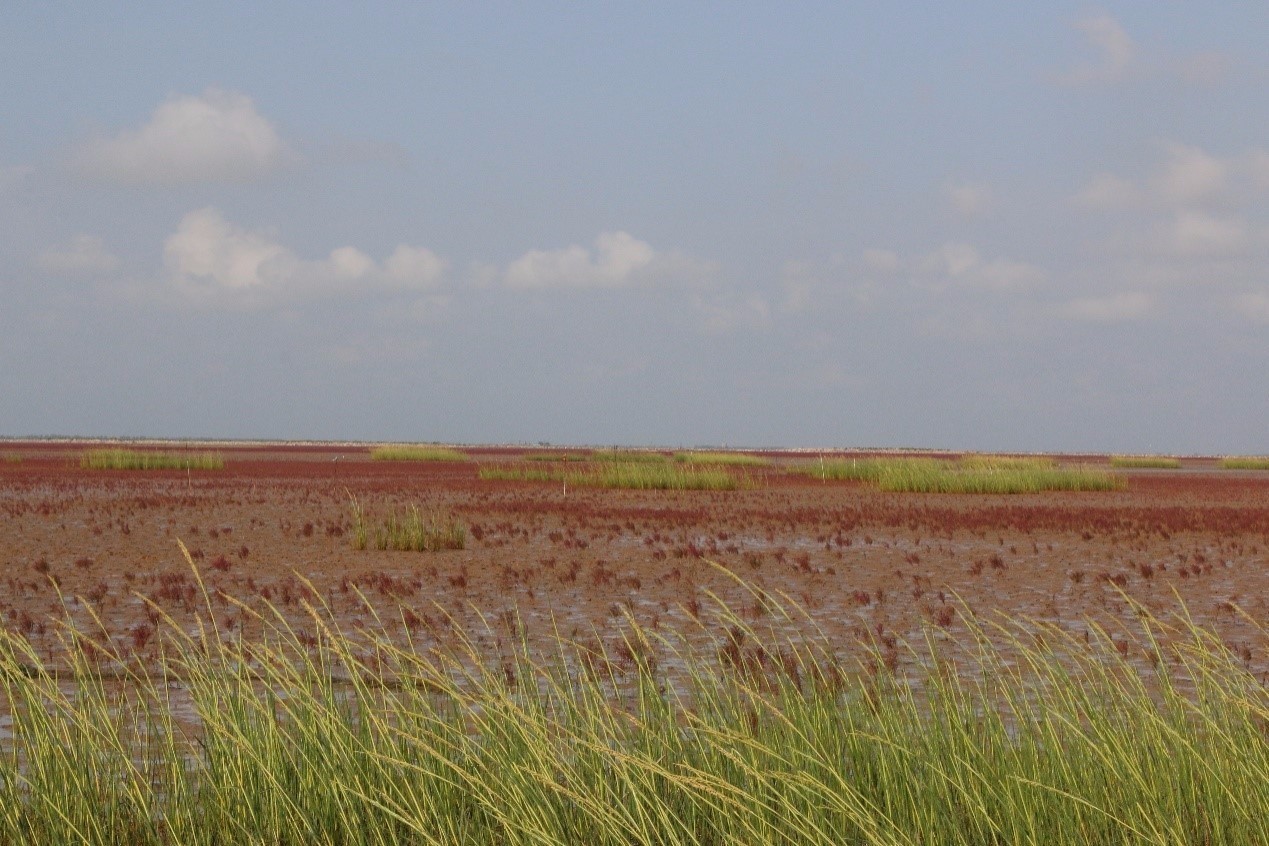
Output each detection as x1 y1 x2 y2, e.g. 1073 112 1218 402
73 89 295 184
691 292 771 334
943 180 993 216
36 235 120 274
1153 142 1228 205
915 243 1045 292
1167 210 1247 256
1060 291 1154 322
1061 13 1135 84
1234 292 1269 324
505 231 657 289
163 208 446 303
1075 173 1141 210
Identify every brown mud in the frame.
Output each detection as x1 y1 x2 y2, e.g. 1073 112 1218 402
1 443 1266 681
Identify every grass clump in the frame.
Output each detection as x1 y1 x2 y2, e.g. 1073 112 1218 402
590 449 669 464
480 462 745 490
1220 456 1269 470
1 553 1268 845
798 455 1123 493
522 451 587 462
1 453 20 464
349 499 465 551
80 449 224 471
369 444 468 462
1110 454 1182 469
674 450 769 466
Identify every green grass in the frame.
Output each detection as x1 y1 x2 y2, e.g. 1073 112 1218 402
1220 456 1269 470
1 552 1267 844
80 449 225 471
674 450 769 466
481 462 745 490
349 499 465 551
1 453 20 464
589 449 670 464
521 452 587 462
1110 455 1182 469
369 444 469 462
797 455 1123 493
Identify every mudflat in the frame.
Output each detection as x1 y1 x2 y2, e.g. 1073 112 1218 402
1 442 1265 678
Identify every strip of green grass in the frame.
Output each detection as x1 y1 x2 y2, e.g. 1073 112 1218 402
369 445 468 462
521 451 587 462
1110 454 1182 469
590 449 669 463
797 455 1123 493
674 450 769 466
1220 456 1269 470
1 554 1266 844
80 448 224 470
480 462 744 490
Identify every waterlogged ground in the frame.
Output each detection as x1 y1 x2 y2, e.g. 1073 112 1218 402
1 442 1267 686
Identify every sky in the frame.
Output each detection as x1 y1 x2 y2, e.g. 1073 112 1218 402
2 3 1268 453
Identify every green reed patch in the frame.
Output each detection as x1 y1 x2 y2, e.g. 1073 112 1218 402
369 445 468 462
521 451 587 462
0 553 1266 845
80 449 225 471
349 500 465 551
479 462 744 490
1110 454 1182 469
797 455 1123 493
589 449 670 464
1220 456 1269 470
674 450 769 466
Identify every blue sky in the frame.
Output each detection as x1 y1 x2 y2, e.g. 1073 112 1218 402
3 3 1268 452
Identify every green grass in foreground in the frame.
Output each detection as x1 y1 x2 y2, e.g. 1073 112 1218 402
480 462 744 490
1220 456 1269 470
0 552 1266 845
369 445 469 462
674 450 769 466
80 449 224 471
798 455 1123 493
349 499 465 551
1110 454 1182 469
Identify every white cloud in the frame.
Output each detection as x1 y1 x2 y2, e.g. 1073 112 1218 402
1061 291 1154 322
1062 13 1135 84
1167 210 1246 256
920 242 1044 292
691 292 771 334
1153 142 1228 205
1234 292 1269 324
384 245 448 288
943 180 993 216
863 242 1046 297
73 89 295 184
505 231 657 289
163 207 446 303
165 208 292 290
1075 172 1140 210
862 248 900 273
1077 142 1269 214
36 235 120 274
